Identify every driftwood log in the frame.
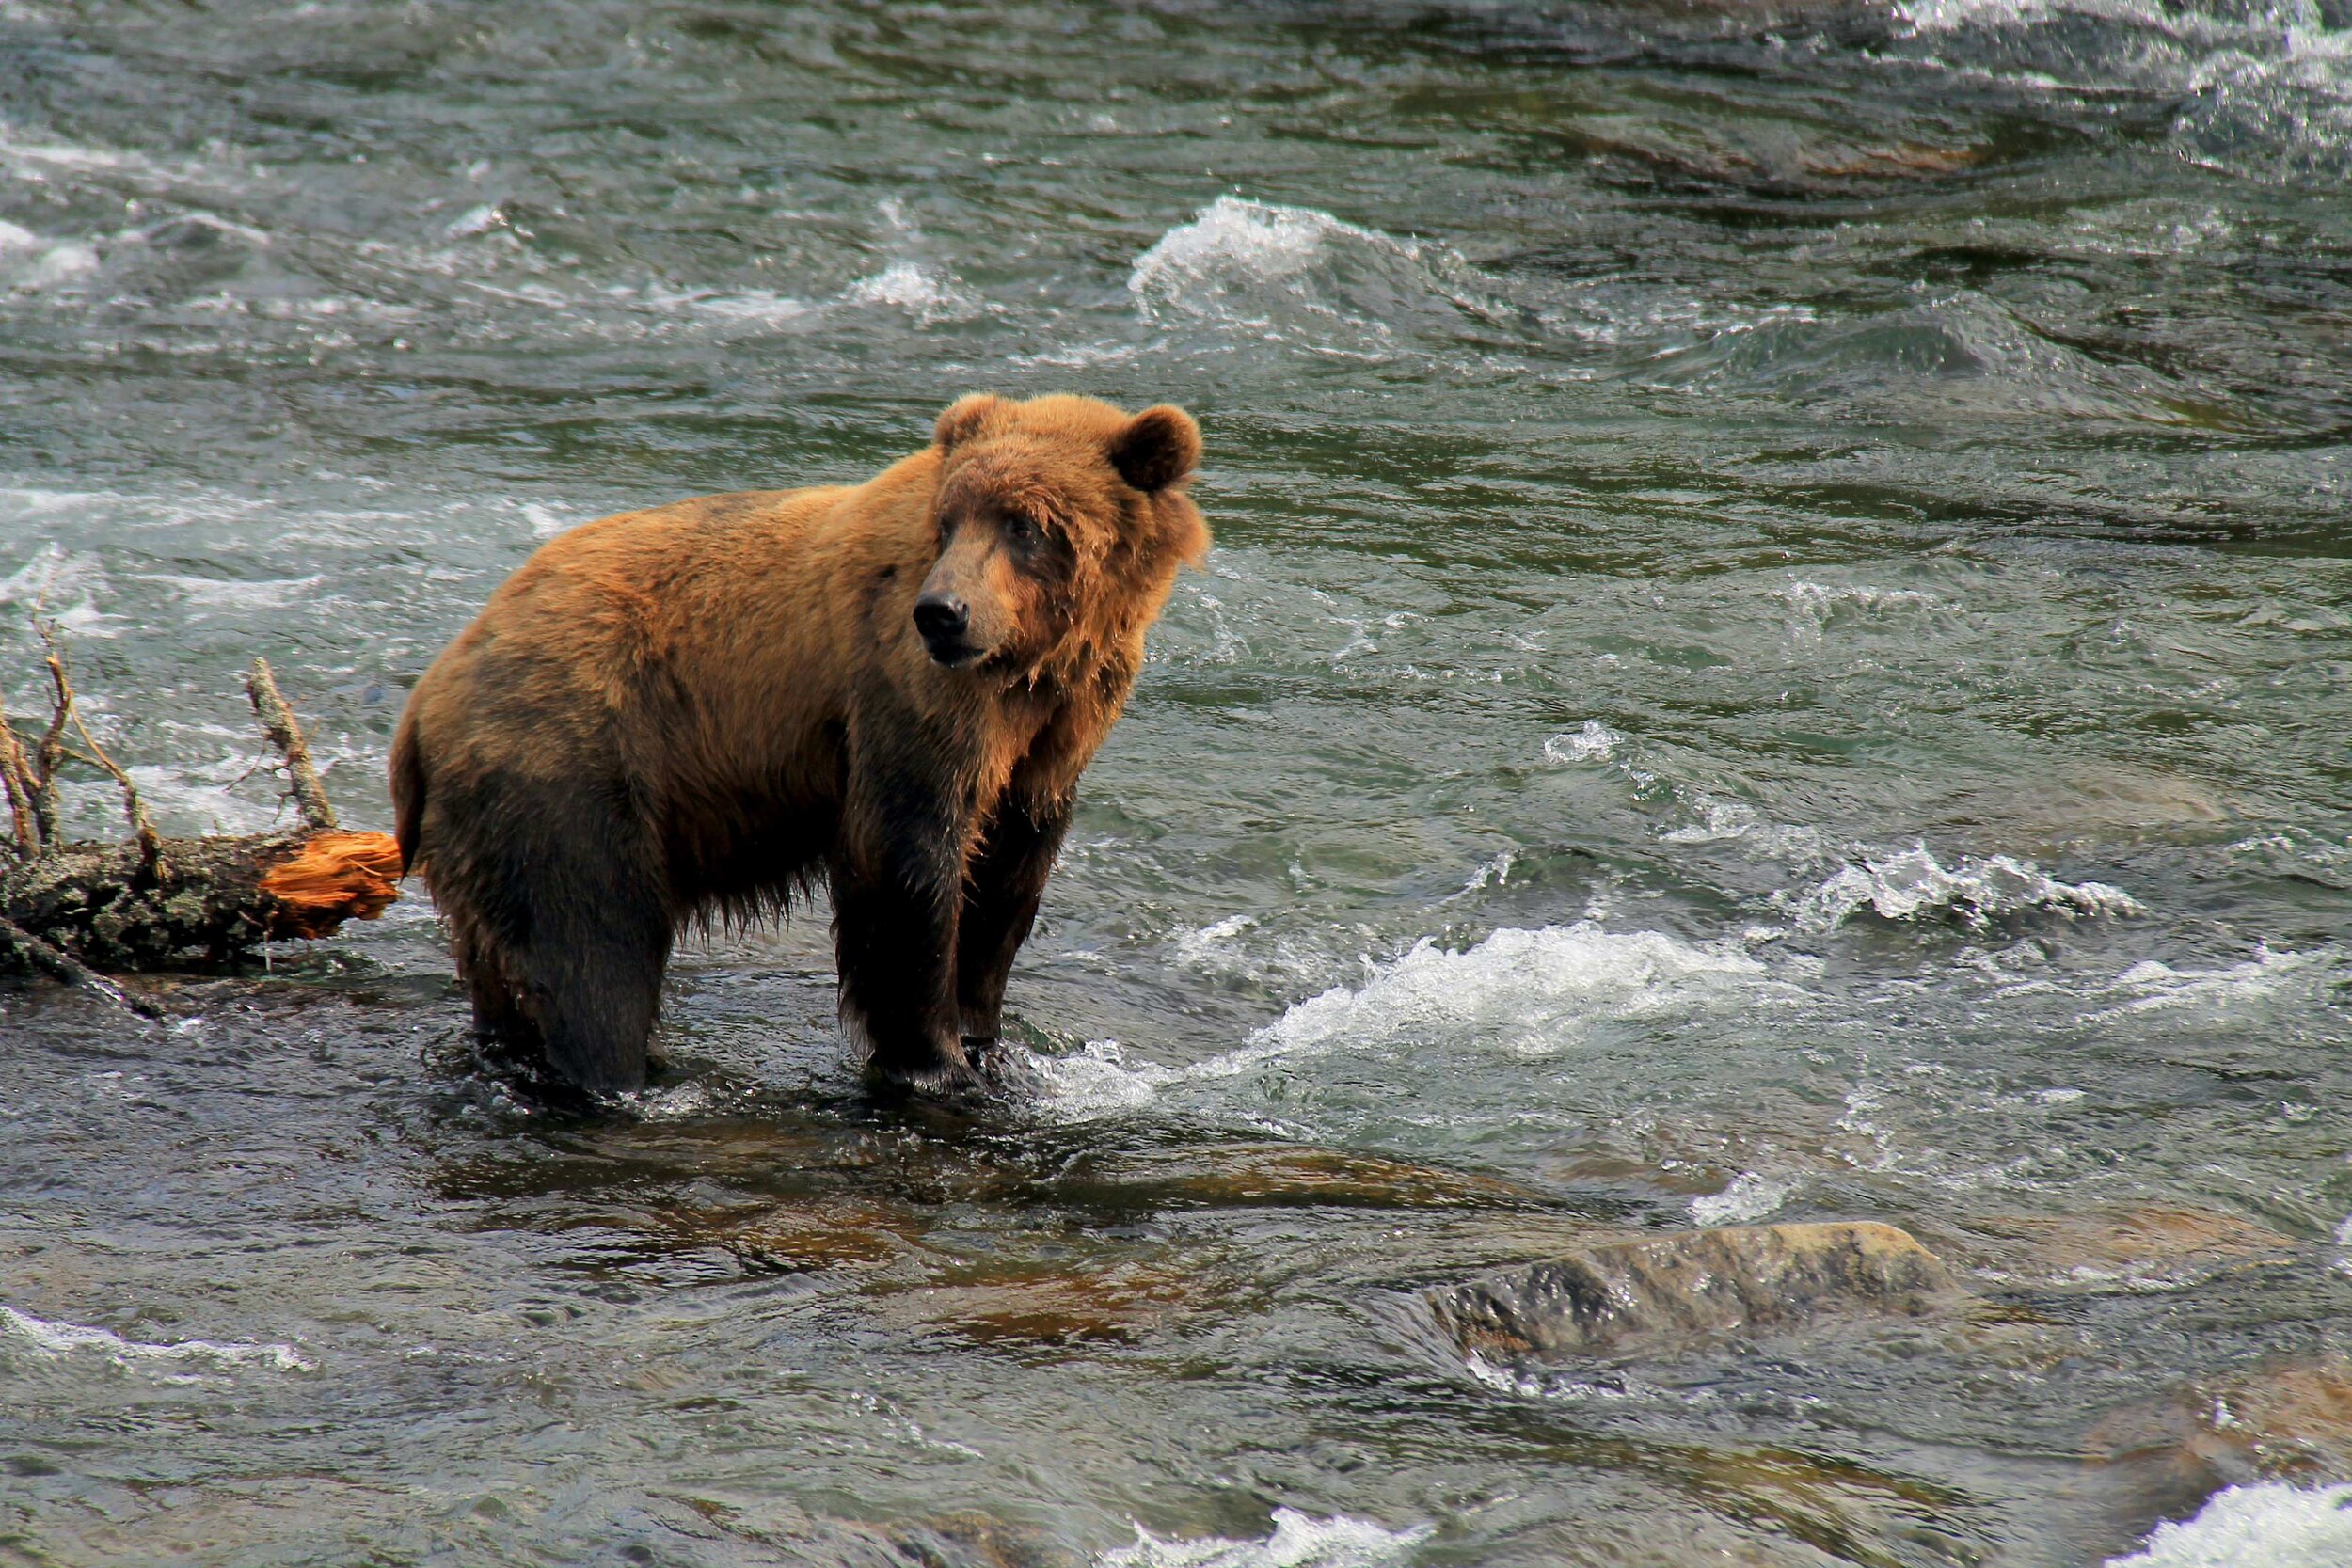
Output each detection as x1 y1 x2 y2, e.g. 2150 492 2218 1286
1 646 401 1010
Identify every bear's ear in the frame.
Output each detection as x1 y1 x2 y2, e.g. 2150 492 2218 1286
935 393 1009 452
1109 404 1200 493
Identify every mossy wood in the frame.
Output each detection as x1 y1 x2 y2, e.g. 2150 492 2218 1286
1 652 401 998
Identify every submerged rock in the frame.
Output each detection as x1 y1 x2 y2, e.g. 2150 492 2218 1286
1432 1221 1958 1358
2090 1362 2352 1491
2080 1362 2352 1557
1936 1204 2299 1291
1049 1142 1557 1213
1927 764 2234 851
890 1512 1082 1568
876 1257 1217 1348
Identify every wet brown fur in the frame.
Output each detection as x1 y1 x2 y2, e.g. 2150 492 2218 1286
389 394 1208 1097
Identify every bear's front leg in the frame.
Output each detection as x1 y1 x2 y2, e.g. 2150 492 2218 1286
956 790 1072 1053
828 738 980 1098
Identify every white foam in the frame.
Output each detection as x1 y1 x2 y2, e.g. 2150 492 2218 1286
1007 339 1152 371
1452 851 1516 899
2 1303 312 1375
1895 0 2056 33
1102 1508 1430 1568
1784 847 2142 932
1543 720 1621 765
1659 795 1826 857
1021 923 1771 1123
1534 721 1822 858
442 202 506 239
1171 913 1260 964
603 280 812 326
0 483 113 516
1018 1038 1168 1119
2104 1483 2352 1567
1691 1170 1793 1227
844 260 976 317
1778 581 1944 610
1131 197 1368 298
691 288 813 324
0 121 247 196
140 571 323 610
1126 196 1516 356
138 211 271 252
119 763 275 835
1258 924 1765 1063
0 125 137 177
1772 580 1954 639
626 1080 723 1120
2085 944 2332 1018
1884 0 2352 181
524 501 577 537
0 218 97 289
0 540 102 600
1163 911 1347 994
0 542 115 637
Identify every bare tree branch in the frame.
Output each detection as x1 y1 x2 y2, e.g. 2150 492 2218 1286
0 703 37 857
27 643 67 847
38 624 163 872
0 913 165 1018
246 657 338 832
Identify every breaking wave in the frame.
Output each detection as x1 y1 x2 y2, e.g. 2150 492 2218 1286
2078 942 2339 1020
1690 1170 1796 1227
1102 1508 1430 1568
843 259 982 319
1783 846 2143 932
1255 923 1768 1060
1020 923 1772 1122
1885 0 2352 181
1127 196 1533 358
1538 720 2148 935
0 219 98 292
2 1303 312 1375
1644 289 2247 428
2103 1481 2352 1567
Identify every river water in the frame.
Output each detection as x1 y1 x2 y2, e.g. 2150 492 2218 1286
4 2 2351 1563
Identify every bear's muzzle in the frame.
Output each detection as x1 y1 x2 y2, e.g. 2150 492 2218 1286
914 592 979 667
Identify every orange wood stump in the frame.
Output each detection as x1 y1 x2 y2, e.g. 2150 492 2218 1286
260 830 405 939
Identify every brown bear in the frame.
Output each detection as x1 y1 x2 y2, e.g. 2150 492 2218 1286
389 393 1208 1098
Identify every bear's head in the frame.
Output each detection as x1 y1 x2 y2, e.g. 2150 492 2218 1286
914 393 1210 681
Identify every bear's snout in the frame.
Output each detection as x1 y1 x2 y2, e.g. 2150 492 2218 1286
914 592 977 666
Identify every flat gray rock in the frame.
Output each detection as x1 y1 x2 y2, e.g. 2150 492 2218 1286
1431 1220 1960 1358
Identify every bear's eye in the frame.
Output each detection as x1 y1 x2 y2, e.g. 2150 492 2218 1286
1003 513 1043 549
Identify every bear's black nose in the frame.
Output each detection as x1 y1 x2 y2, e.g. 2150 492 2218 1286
914 593 971 654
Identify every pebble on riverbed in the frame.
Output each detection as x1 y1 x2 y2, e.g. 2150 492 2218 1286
1429 1220 1960 1359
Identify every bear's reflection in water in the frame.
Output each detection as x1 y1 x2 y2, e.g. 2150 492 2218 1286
425 1114 1611 1349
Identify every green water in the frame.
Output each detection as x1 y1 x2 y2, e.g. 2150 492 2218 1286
4 2 2351 1563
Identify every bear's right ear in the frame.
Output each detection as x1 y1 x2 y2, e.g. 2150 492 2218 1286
935 393 1008 452
1109 404 1201 493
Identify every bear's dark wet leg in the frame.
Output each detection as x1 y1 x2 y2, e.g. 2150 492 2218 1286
434 776 671 1097
512 842 672 1097
956 791 1071 1052
461 937 532 1046
830 730 975 1096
